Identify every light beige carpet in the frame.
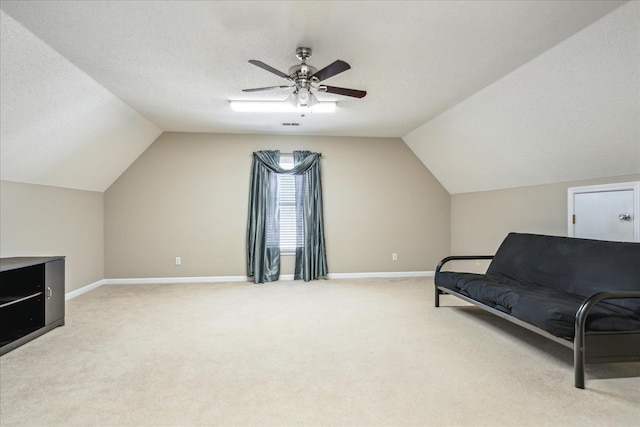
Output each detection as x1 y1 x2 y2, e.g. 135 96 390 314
1 277 638 426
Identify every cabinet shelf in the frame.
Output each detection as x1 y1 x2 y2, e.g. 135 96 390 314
0 292 43 309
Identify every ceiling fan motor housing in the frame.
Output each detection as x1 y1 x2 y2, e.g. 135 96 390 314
289 64 317 89
290 47 317 89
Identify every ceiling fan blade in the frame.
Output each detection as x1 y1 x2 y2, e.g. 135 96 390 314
242 86 292 92
311 60 351 82
248 60 291 80
322 85 367 98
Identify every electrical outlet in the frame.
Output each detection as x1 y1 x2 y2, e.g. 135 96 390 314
175 257 181 266
392 253 398 261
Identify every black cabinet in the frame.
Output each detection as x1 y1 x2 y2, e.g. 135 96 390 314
0 257 65 356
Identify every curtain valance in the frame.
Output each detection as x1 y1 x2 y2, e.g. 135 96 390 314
252 151 321 175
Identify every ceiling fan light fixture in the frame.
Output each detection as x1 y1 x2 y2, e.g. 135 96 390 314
230 100 335 113
285 88 319 109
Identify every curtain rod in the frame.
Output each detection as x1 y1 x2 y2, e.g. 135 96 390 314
252 152 322 157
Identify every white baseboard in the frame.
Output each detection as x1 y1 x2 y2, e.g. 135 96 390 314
328 271 434 279
259 271 433 281
66 271 434 297
65 279 107 301
106 271 434 284
105 276 248 285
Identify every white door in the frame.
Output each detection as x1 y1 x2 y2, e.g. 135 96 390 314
568 182 639 242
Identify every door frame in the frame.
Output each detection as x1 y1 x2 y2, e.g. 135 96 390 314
567 181 640 242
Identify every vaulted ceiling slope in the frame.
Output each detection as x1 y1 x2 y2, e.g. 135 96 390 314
0 1 632 194
403 1 639 194
0 11 162 192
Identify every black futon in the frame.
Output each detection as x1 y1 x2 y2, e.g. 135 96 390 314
435 232 640 388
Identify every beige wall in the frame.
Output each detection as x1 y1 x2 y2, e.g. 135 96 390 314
451 174 640 271
0 181 104 292
104 133 450 278
3 136 633 285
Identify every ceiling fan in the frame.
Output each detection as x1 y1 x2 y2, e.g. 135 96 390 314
242 47 367 108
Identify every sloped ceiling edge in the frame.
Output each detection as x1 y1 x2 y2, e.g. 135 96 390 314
402 1 640 195
0 11 162 192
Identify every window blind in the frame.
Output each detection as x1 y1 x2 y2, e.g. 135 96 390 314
278 155 298 254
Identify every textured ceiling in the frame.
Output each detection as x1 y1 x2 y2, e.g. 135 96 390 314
0 0 625 137
0 0 633 193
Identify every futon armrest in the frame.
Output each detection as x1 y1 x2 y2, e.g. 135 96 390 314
573 290 640 388
436 255 494 273
575 291 640 332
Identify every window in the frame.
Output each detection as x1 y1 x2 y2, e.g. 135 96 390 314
278 155 299 255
